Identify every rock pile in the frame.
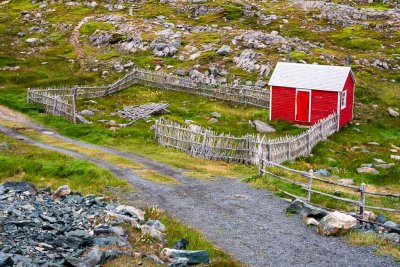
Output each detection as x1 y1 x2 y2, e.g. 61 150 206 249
0 182 209 266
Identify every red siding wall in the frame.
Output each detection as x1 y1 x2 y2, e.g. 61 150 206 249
271 86 296 122
339 74 355 127
310 90 338 124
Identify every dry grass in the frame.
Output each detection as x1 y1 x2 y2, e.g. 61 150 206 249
347 231 400 261
134 169 179 184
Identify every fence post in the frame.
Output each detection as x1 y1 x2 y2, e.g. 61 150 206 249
201 130 208 157
287 142 291 160
71 94 76 124
53 97 57 114
307 169 314 203
359 183 366 216
307 131 311 153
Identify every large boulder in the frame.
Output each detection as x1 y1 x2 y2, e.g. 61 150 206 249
317 211 357 236
286 199 327 219
252 120 276 133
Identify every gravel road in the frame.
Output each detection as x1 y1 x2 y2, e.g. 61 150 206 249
0 121 396 267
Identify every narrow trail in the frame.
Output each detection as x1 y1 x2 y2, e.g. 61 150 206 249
69 16 97 67
0 105 396 267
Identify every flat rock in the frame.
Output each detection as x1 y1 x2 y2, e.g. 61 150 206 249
3 182 38 194
161 248 209 265
388 107 399 117
356 166 379 174
286 199 327 219
252 120 276 133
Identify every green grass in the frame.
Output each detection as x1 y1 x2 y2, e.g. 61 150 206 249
331 26 382 51
222 4 244 21
79 21 114 35
0 133 131 196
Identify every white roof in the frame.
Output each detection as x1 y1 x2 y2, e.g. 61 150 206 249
268 62 353 92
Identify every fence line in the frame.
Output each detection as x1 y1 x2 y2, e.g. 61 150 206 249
261 162 400 215
154 113 339 165
27 68 270 122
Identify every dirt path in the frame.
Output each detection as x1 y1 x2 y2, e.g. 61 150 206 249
0 106 396 267
69 16 97 67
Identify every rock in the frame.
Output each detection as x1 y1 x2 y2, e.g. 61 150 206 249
252 120 276 133
0 253 13 267
380 233 400 243
210 111 221 118
209 118 218 123
65 248 103 267
317 211 357 236
376 163 395 169
53 185 71 198
316 169 330 177
306 217 319 226
79 109 95 117
374 158 386 164
172 238 189 250
169 257 189 267
383 221 398 229
141 225 166 243
106 120 116 126
216 45 231 56
356 166 379 174
286 199 327 219
146 220 166 233
388 107 399 117
161 249 209 265
3 182 38 194
113 63 124 72
362 211 376 221
101 71 109 78
25 38 41 46
175 69 187 76
115 205 145 221
390 155 400 161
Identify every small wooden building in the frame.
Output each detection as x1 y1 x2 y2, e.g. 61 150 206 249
268 62 355 128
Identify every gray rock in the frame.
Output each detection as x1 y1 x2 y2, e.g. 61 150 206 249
175 69 187 76
380 233 400 243
25 38 41 46
53 185 71 198
286 199 327 219
210 111 221 118
0 253 13 267
356 166 379 174
383 221 398 229
161 248 209 265
169 257 189 267
388 107 399 117
146 220 166 233
209 118 219 123
172 238 189 250
252 120 276 133
217 45 231 56
316 169 330 177
376 213 386 224
79 109 95 117
317 211 357 236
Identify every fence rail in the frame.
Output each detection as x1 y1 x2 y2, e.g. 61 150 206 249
27 68 270 123
261 161 400 215
155 113 339 165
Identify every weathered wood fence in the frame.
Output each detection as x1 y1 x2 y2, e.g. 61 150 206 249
154 113 339 165
27 68 270 123
260 161 400 215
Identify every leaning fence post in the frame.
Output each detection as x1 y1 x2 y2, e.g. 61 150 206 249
307 169 314 203
359 183 366 216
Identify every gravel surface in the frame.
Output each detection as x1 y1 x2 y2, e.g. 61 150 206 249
0 123 397 267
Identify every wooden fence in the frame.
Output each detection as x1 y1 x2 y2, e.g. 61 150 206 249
154 113 339 165
27 68 270 122
260 161 400 215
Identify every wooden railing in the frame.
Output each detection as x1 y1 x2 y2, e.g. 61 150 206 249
260 161 400 215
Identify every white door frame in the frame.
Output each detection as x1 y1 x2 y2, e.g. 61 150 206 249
295 89 312 123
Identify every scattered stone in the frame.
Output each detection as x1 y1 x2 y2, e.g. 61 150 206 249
210 111 221 118
376 163 395 169
161 248 209 265
380 233 400 243
317 211 357 236
390 155 400 161
216 45 231 56
3 182 38 194
251 120 276 133
316 169 330 177
362 211 376 221
209 118 218 123
286 199 327 219
79 109 95 117
141 224 166 243
356 166 379 174
376 214 386 224
52 185 71 198
25 38 41 46
374 158 386 164
146 219 166 233
383 221 398 229
172 238 189 250
388 108 399 117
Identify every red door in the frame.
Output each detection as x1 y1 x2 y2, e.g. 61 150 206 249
296 90 310 122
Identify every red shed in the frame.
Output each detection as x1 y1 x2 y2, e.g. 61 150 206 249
268 62 355 128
